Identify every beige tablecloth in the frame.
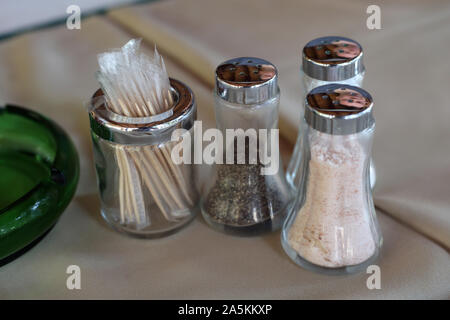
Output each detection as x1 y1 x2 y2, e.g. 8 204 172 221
0 2 449 299
109 0 450 250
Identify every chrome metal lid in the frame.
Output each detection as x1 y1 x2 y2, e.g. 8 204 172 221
305 84 374 135
215 57 278 105
302 36 364 81
89 78 196 145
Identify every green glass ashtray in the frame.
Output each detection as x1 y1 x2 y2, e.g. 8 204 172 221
0 105 79 263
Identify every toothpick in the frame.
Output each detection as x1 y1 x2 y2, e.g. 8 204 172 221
97 39 194 228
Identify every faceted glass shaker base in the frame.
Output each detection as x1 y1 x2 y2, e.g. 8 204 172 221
281 229 382 275
101 204 197 239
201 200 290 237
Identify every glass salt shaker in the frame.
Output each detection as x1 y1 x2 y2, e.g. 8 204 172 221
201 57 292 236
281 84 382 275
89 78 198 238
286 36 377 190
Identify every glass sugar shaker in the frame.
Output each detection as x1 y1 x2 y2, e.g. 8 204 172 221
89 78 198 238
281 84 382 275
201 57 292 236
286 36 377 190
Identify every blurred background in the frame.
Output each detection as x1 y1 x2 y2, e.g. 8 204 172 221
0 0 139 37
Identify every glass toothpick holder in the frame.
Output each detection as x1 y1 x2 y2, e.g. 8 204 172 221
89 78 198 238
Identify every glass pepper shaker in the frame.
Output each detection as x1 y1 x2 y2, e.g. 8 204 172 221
89 78 198 238
201 57 292 236
281 84 382 274
286 36 377 190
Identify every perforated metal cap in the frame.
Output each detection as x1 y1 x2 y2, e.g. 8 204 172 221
215 57 278 105
305 84 374 135
302 36 365 81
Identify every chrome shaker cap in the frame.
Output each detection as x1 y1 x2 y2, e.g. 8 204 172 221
215 57 278 105
89 78 196 145
305 84 374 135
302 36 364 81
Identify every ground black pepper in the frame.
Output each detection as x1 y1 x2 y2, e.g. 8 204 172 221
203 137 287 226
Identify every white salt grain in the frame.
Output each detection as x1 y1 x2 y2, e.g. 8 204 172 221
288 131 376 268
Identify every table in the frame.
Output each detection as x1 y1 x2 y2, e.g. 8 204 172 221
0 0 448 299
